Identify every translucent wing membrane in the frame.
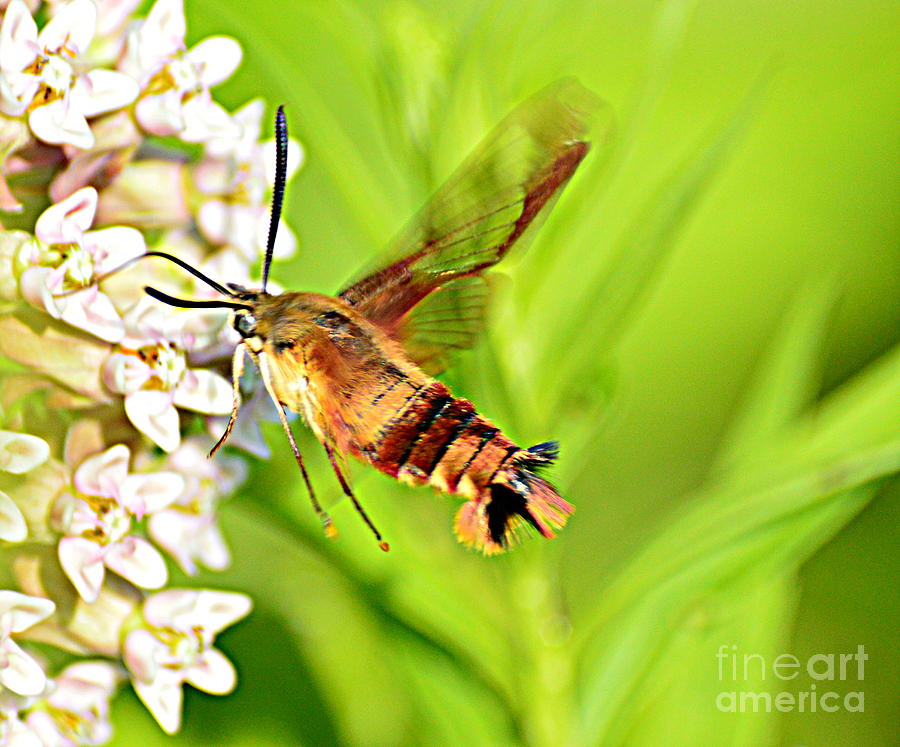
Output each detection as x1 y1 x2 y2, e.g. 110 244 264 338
338 79 606 369
399 275 490 375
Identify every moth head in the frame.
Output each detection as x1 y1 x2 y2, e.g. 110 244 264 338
233 309 258 338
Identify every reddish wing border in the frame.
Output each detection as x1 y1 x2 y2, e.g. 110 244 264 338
338 80 606 368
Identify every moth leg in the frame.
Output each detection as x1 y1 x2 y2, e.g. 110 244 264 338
321 440 389 552
252 349 337 539
210 342 246 458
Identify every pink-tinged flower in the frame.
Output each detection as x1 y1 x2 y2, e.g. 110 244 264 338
0 0 139 149
195 98 303 260
55 444 183 602
49 0 142 68
0 0 38 12
102 298 233 452
0 491 28 542
0 430 49 543
24 660 120 746
17 187 145 342
121 0 241 142
123 589 251 734
0 591 55 696
148 437 246 574
0 431 49 475
14 549 143 658
0 114 31 211
0 693 42 747
94 158 190 230
49 108 142 203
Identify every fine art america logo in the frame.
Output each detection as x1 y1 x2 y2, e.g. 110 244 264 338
716 644 867 713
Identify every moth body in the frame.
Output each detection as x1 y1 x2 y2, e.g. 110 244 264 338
140 81 602 552
236 290 572 553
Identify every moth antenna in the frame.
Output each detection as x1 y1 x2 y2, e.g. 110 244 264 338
144 286 252 311
262 105 288 293
61 251 238 299
322 441 389 552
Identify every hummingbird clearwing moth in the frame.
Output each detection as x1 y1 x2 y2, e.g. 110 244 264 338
135 79 603 554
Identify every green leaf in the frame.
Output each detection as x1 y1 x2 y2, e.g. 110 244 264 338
713 275 839 474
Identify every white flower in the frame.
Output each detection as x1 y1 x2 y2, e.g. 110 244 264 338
0 430 49 543
122 0 241 142
50 0 143 68
148 437 246 574
0 694 43 747
17 187 146 342
0 591 55 696
0 113 31 211
102 298 233 452
123 589 251 734
24 660 120 746
0 491 27 542
0 431 49 475
0 0 139 148
56 444 183 602
195 98 303 260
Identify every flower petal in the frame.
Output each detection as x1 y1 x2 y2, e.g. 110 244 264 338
0 490 28 542
133 672 184 735
38 0 96 56
74 69 139 117
184 648 236 694
187 589 252 633
187 36 242 88
104 536 168 589
135 90 183 136
0 1 39 73
1 716 43 747
102 350 153 395
124 628 165 684
56 659 120 697
0 638 47 696
29 97 93 149
84 225 146 273
138 0 187 65
58 535 106 602
172 368 232 415
196 199 229 244
56 287 125 343
149 511 230 575
0 71 38 117
143 588 250 632
0 431 49 474
35 186 97 243
147 510 198 574
73 443 130 498
0 590 55 630
124 389 180 452
180 94 240 143
119 471 184 516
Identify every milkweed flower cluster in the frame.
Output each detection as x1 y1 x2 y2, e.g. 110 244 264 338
0 0 303 740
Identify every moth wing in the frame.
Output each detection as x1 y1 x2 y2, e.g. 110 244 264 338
338 79 608 371
396 275 490 376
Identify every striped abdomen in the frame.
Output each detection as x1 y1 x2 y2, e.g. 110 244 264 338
356 374 574 554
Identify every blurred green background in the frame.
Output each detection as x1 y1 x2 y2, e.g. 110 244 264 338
113 0 899 745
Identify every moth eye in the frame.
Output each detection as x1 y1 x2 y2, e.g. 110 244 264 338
235 313 257 337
